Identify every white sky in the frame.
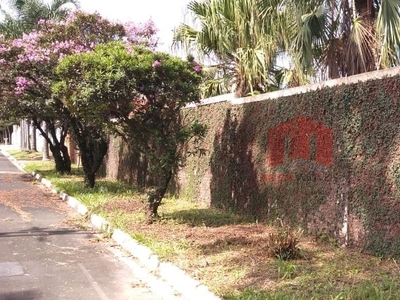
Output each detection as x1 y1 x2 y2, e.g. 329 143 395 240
78 0 192 53
0 0 193 53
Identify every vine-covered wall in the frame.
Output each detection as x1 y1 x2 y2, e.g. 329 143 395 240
105 68 400 256
178 71 400 256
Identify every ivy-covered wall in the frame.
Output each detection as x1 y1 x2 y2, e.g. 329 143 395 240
178 70 400 256
105 67 400 256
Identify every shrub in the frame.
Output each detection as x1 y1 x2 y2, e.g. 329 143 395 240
266 225 302 260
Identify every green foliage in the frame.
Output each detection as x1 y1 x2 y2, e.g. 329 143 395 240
314 231 339 247
176 0 400 96
162 208 250 227
174 0 282 97
53 42 137 125
0 0 79 39
23 160 56 173
42 14 156 186
131 232 191 260
329 277 400 300
54 41 205 217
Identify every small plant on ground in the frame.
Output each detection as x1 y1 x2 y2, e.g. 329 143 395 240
266 224 303 260
314 229 339 247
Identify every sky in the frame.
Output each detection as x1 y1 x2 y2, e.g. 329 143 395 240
77 0 192 53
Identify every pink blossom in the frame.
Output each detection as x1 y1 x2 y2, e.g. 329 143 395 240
123 19 159 50
152 60 161 68
14 76 35 95
65 11 77 25
3 11 161 98
16 76 34 87
194 65 202 73
0 45 11 52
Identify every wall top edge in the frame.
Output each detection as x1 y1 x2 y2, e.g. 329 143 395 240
184 93 234 108
190 66 400 108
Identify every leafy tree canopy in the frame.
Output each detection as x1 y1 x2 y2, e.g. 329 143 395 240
0 11 158 173
53 41 205 220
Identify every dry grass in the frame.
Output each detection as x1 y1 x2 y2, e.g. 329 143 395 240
99 198 400 299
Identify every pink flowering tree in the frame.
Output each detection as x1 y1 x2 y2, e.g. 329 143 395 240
53 41 205 220
0 11 158 174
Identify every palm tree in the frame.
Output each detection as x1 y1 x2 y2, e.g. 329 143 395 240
175 0 400 97
174 0 283 97
0 0 79 39
263 0 400 79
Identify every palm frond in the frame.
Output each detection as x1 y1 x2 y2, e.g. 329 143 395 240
346 16 376 75
376 0 400 67
0 0 79 38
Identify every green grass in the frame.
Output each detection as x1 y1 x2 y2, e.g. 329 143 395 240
7 149 44 160
224 274 400 300
24 161 59 174
164 208 240 226
131 231 192 260
225 289 291 300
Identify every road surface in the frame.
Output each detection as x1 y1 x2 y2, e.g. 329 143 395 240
0 151 161 300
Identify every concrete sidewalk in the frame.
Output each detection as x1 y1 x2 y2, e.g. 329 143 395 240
0 146 220 300
0 144 20 153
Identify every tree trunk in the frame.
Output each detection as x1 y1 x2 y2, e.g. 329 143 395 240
50 143 71 174
84 172 96 189
4 126 11 144
146 169 172 223
42 122 50 161
12 124 18 146
70 122 108 188
137 153 148 188
80 136 108 188
30 121 37 152
60 144 71 173
31 119 71 173
20 119 30 151
355 0 375 19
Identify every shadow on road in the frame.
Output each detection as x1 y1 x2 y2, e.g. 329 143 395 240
0 226 94 240
0 290 42 300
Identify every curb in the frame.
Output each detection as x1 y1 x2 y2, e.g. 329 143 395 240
1 149 221 300
1 148 26 172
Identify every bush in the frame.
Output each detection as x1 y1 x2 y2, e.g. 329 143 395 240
266 226 302 260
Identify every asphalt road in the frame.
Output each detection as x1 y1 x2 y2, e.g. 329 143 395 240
0 152 160 300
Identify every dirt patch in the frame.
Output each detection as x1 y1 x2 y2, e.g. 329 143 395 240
0 173 74 221
124 220 284 290
104 204 400 297
103 198 146 214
